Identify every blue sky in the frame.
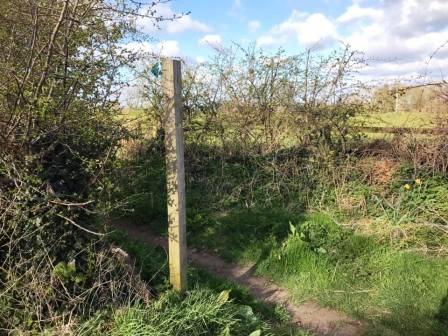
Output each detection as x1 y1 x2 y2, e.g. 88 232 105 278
127 0 448 81
160 0 350 54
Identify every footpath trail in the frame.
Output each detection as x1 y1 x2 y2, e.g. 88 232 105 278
113 220 365 336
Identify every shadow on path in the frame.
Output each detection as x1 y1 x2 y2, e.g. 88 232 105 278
113 219 366 336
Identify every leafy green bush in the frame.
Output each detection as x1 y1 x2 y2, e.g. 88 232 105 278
0 0 173 331
294 214 348 255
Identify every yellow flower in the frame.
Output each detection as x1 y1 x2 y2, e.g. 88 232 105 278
404 184 411 190
415 178 422 185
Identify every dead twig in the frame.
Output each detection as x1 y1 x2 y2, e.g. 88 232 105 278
57 214 104 236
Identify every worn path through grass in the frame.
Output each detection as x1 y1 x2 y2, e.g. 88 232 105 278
113 219 365 336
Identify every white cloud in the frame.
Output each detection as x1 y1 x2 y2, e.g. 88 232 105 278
256 10 338 49
337 4 382 23
338 0 448 80
137 3 210 34
272 10 309 34
257 0 448 79
156 40 182 57
195 56 206 64
199 34 223 49
248 20 261 33
360 57 448 82
124 40 181 57
257 35 280 48
166 15 210 34
295 13 338 47
340 1 448 58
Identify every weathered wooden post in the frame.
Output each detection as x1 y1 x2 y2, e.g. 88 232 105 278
162 58 187 293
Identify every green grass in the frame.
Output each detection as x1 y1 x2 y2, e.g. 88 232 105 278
114 141 448 335
186 210 448 335
357 111 436 128
110 289 259 336
119 199 448 335
187 207 303 262
101 230 311 336
257 213 448 335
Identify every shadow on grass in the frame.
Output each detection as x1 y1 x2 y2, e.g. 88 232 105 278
369 253 448 336
434 292 448 336
113 141 448 336
187 207 305 262
108 229 311 336
367 296 448 336
256 223 448 336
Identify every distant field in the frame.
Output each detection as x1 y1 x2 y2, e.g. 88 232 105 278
122 108 439 128
357 111 437 128
117 107 147 124
118 107 158 137
120 108 443 142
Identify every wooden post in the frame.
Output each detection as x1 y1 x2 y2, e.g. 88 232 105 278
162 58 187 293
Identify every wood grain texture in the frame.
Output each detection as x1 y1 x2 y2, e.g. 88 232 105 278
162 58 187 293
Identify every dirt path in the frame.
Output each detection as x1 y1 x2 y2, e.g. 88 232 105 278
113 220 365 336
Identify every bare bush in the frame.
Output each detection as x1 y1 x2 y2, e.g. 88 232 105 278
130 44 368 209
180 44 366 155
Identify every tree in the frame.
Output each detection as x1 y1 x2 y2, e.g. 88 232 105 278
0 0 177 331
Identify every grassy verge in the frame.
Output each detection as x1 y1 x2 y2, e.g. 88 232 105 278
113 206 448 335
85 230 311 336
258 213 448 335
183 208 448 335
114 141 448 335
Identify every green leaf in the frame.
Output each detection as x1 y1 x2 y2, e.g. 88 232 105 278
317 247 327 254
53 261 76 280
221 325 231 336
74 273 86 284
248 330 261 336
289 221 296 236
238 305 258 324
218 289 231 304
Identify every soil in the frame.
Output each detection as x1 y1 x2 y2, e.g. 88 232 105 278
113 220 366 336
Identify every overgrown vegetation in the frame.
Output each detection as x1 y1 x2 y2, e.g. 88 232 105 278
87 230 310 336
261 213 448 335
1 0 180 333
114 44 448 335
1 0 447 334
